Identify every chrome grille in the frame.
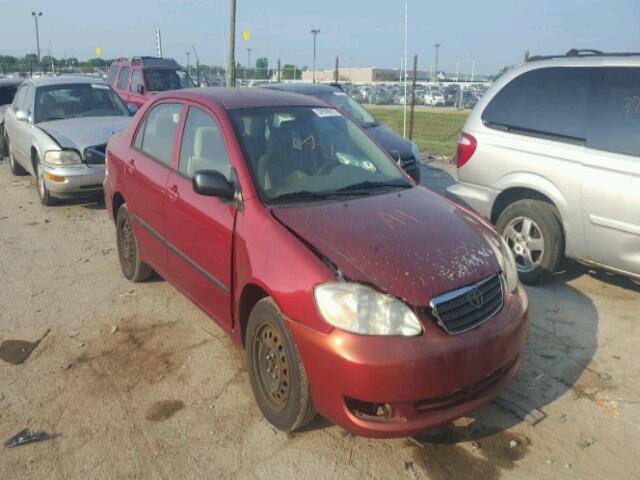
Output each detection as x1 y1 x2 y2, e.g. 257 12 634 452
429 274 504 334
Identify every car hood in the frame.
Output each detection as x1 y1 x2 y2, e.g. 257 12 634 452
37 116 131 152
272 186 501 306
366 124 414 158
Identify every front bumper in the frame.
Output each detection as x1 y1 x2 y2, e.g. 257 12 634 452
40 162 105 196
288 285 528 438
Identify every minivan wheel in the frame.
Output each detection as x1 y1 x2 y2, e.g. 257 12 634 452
116 204 153 282
496 199 563 285
245 298 316 432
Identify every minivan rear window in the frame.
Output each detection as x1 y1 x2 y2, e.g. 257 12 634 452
587 67 640 157
482 67 596 142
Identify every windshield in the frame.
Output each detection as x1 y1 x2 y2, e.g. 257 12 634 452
34 83 130 123
143 69 194 91
315 91 378 127
229 106 410 206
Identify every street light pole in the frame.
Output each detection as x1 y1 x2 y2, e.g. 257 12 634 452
246 48 252 82
226 0 236 87
434 43 441 82
310 29 320 83
31 11 43 63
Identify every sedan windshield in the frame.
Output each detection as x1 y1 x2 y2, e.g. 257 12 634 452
230 106 411 205
143 69 194 91
34 83 129 123
315 92 378 127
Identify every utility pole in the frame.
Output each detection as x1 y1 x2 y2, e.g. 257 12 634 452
471 58 475 82
31 11 43 63
192 46 201 86
155 29 163 58
434 43 441 82
408 54 418 141
310 29 320 82
402 0 408 138
277 58 281 82
246 48 252 82
186 52 191 77
226 0 236 87
334 56 339 83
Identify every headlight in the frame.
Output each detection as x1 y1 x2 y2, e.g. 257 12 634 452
44 150 82 166
410 141 421 161
314 282 423 336
497 235 518 292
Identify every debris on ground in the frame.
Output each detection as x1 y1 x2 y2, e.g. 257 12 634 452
509 440 519 448
0 329 50 365
68 331 79 338
4 428 57 448
578 434 596 448
493 387 547 425
471 441 481 449
110 325 118 335
404 461 414 471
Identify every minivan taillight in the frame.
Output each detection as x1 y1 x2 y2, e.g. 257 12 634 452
456 132 477 168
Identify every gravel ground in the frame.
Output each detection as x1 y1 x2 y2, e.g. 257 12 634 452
1 156 639 479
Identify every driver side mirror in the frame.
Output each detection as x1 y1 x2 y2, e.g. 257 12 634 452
126 103 138 115
389 149 401 164
136 84 145 94
15 109 30 122
192 170 235 200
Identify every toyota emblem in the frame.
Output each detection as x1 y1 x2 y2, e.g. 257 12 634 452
468 288 484 309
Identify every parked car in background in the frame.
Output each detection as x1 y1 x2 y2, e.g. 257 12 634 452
424 91 446 106
448 50 640 284
444 84 461 106
104 87 528 438
3 76 131 205
263 82 421 181
0 77 23 157
107 56 194 110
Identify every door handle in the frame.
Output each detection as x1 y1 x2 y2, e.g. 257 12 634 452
167 184 179 202
126 158 135 174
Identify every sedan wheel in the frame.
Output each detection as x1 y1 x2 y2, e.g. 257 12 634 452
115 204 153 282
34 159 53 206
246 298 316 431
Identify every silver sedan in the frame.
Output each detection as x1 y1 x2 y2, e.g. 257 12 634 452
3 76 132 205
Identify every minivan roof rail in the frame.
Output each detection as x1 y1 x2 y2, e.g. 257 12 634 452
527 49 640 62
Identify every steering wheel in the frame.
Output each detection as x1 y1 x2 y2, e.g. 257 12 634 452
316 160 340 175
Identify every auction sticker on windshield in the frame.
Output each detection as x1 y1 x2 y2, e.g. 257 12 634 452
313 108 342 118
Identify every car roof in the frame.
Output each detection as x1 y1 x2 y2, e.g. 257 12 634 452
261 82 340 96
0 77 24 86
25 75 107 87
157 87 327 110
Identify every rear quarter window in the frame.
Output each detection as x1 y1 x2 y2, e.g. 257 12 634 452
107 65 119 86
587 67 640 158
117 67 131 90
482 67 597 142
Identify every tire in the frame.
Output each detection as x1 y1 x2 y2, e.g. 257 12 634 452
245 298 316 432
496 199 564 285
7 137 27 176
34 156 54 206
116 204 153 282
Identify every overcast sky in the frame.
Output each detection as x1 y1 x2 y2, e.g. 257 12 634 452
1 0 640 74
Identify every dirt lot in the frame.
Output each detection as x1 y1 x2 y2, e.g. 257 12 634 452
1 156 639 479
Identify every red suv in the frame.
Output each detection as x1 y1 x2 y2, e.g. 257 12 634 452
103 88 528 438
107 56 194 110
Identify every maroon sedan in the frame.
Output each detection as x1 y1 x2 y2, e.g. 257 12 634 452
103 88 528 438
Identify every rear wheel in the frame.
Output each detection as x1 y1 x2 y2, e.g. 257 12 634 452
116 204 153 282
245 298 316 432
496 199 563 285
7 138 27 176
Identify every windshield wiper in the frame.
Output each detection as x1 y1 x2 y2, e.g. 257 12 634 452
336 180 411 193
268 189 370 204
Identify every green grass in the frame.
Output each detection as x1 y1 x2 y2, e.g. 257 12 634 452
366 106 469 158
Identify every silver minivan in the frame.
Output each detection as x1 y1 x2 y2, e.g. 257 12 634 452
448 50 640 284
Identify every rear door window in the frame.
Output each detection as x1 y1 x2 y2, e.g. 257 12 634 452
117 67 131 90
135 103 182 166
107 64 119 86
130 70 144 93
587 67 640 158
482 67 596 142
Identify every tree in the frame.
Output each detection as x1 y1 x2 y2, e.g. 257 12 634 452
255 57 269 79
282 64 303 80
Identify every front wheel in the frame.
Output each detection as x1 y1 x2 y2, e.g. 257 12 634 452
245 298 316 432
34 157 54 206
496 199 564 285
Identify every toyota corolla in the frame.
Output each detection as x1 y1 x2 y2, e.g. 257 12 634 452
103 88 528 438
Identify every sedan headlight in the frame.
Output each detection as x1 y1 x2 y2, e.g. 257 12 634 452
410 141 421 161
497 235 519 292
44 150 82 166
314 282 423 336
